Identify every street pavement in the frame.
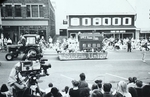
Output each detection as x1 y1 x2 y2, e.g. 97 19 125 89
0 48 150 92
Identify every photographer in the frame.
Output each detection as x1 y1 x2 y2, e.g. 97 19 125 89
8 62 26 97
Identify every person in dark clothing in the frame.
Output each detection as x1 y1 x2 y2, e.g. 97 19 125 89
103 83 114 97
78 73 90 97
78 73 89 88
128 87 138 97
127 40 132 52
69 80 80 97
44 87 62 97
142 85 150 97
51 87 62 97
91 90 103 97
0 84 11 97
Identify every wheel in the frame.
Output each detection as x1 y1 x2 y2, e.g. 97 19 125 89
26 48 38 55
5 54 14 61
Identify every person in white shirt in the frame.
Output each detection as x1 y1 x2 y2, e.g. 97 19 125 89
7 38 12 45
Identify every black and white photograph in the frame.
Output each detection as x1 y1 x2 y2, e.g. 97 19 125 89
0 0 150 97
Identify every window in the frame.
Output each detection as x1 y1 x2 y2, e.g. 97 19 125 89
97 44 100 47
26 5 44 18
32 5 38 17
102 18 111 25
15 5 21 17
149 9 150 19
71 18 80 26
125 19 128 24
39 5 43 17
26 5 31 17
93 44 96 47
115 19 118 24
5 5 12 17
0 5 4 17
112 17 121 25
88 44 91 47
82 18 91 26
85 19 88 24
93 18 101 26
123 17 132 25
83 44 86 47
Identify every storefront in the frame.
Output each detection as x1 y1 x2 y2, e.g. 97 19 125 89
103 30 135 39
2 26 47 43
140 29 150 41
68 29 136 40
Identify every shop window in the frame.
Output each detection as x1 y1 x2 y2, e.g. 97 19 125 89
103 18 111 25
112 17 121 25
123 17 132 25
5 5 12 17
71 18 80 26
15 5 21 17
93 18 101 26
82 18 91 26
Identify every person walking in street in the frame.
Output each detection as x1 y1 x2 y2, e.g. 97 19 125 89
127 39 132 52
141 45 146 62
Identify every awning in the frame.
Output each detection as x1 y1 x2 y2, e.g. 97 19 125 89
2 20 48 26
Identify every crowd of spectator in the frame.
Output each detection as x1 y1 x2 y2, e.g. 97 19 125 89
42 73 150 97
39 36 150 54
103 37 149 52
1 35 149 54
0 72 150 97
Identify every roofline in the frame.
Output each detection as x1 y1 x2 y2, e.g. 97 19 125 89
67 13 136 16
68 27 136 30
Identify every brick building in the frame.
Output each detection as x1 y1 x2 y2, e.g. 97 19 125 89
0 0 55 43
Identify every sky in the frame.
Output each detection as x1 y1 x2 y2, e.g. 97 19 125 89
51 0 136 34
51 0 150 33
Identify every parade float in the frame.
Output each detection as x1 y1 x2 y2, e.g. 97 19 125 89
58 33 108 61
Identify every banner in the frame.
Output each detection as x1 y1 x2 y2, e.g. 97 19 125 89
58 52 108 61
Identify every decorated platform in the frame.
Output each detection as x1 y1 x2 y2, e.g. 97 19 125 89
58 51 108 61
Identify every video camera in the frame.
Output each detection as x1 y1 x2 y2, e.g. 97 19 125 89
20 59 51 77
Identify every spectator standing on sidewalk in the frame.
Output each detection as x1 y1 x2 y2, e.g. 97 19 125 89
78 73 90 97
